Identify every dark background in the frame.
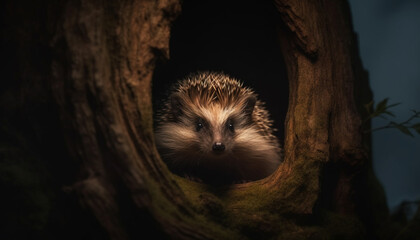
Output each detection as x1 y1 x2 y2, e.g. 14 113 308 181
349 0 420 212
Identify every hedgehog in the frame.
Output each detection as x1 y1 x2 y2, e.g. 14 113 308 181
154 72 282 184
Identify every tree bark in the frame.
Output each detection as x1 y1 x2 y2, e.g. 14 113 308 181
1 0 408 239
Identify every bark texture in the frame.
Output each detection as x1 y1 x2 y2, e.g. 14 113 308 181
1 0 412 239
50 1 221 239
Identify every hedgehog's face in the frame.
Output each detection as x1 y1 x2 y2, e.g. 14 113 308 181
192 107 238 155
168 93 257 158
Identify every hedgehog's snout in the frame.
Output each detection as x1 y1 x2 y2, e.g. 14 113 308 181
212 142 225 152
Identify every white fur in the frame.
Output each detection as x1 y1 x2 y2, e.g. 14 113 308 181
155 104 280 181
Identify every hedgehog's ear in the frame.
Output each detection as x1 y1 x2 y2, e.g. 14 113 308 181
244 95 257 118
170 93 184 119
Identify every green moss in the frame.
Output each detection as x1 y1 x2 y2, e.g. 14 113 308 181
173 157 325 238
146 174 241 239
168 146 377 240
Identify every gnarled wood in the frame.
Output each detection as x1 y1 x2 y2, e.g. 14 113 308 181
50 0 222 239
2 0 409 239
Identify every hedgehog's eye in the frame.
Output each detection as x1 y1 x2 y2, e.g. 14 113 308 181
228 122 234 132
196 122 203 132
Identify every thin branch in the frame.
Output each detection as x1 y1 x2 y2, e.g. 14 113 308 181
363 99 420 136
364 111 420 134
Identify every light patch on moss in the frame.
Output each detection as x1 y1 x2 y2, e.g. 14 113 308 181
146 174 241 239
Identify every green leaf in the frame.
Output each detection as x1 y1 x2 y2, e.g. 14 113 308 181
371 112 379 118
389 121 398 126
395 125 414 137
386 102 401 109
375 98 389 112
383 111 395 117
364 101 374 113
410 109 419 115
411 123 420 134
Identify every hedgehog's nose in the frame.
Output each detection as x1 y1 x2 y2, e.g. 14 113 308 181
212 142 225 152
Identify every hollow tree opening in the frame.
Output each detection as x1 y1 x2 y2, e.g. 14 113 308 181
153 0 289 141
152 0 288 184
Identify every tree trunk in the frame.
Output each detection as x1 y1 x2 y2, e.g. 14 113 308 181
1 0 409 239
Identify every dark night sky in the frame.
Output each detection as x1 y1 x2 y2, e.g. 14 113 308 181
349 0 420 209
